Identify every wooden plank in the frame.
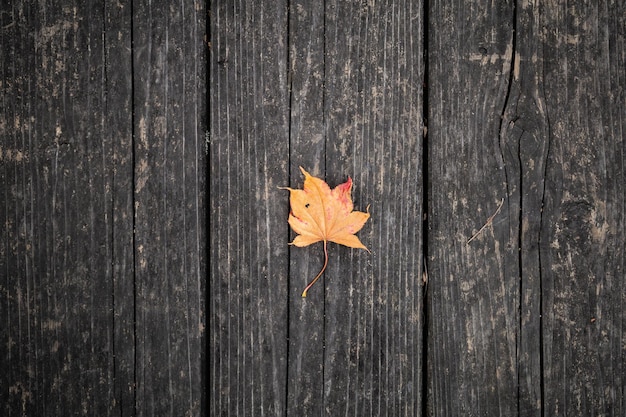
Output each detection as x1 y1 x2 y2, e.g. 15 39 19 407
429 0 626 416
208 0 290 415
211 1 424 415
498 1 626 415
1 0 117 415
104 1 135 415
322 0 424 415
285 1 327 415
0 4 25 412
283 1 326 415
534 1 625 415
132 1 206 415
500 2 549 415
427 0 521 415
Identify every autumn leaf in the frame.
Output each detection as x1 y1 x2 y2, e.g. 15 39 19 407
280 167 370 297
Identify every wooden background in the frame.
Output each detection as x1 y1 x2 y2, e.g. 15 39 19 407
2 0 625 416
1 0 205 415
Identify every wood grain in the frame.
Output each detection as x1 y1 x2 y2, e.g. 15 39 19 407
2 1 116 414
209 1 424 415
105 2 135 415
322 0 424 415
2 1 206 415
536 1 625 415
209 1 290 416
428 0 625 416
286 0 327 415
427 0 520 415
133 0 206 415
3 0 624 415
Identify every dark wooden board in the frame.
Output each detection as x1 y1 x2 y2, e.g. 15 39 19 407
104 2 135 416
427 0 521 415
2 1 205 416
208 1 291 416
427 1 520 416
286 0 327 414
210 1 424 416
321 0 424 415
499 1 626 415
132 0 206 415
535 1 625 415
1 1 116 415
428 0 625 416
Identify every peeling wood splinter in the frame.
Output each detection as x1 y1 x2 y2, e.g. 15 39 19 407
466 198 505 244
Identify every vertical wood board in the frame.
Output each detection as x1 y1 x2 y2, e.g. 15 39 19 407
535 1 625 415
427 0 520 415
132 1 206 415
209 1 291 415
286 0 327 414
1 1 116 415
2 1 206 416
322 0 424 415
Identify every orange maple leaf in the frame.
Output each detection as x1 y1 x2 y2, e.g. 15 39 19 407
280 167 370 297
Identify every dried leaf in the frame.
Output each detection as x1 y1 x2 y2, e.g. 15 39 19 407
280 167 370 297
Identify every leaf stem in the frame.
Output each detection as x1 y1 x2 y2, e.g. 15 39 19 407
302 240 328 298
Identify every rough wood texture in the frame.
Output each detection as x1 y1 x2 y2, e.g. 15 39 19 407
287 1 327 414
536 1 625 415
2 2 116 414
210 0 424 415
1 0 205 415
3 0 625 416
428 0 625 416
427 1 520 415
133 1 206 415
208 1 291 416
321 1 424 415
106 3 135 415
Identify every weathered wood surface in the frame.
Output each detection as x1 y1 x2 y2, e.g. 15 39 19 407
1 1 205 416
533 2 625 415
209 1 290 415
210 0 624 416
209 0 424 416
132 1 206 415
428 0 625 416
3 0 625 416
427 1 519 414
